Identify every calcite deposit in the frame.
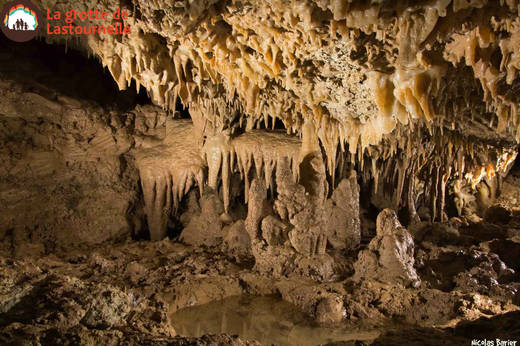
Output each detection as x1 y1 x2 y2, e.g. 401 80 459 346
1 0 520 344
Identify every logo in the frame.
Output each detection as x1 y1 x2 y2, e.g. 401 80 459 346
1 0 41 42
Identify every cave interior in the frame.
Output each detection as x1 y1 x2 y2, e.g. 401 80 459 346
1 0 520 345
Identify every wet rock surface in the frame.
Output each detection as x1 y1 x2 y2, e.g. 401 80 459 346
2 181 520 343
1 228 518 344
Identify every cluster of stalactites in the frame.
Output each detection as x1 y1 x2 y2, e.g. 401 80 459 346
444 20 520 141
79 1 517 162
131 113 518 241
131 116 305 239
81 0 461 163
358 126 517 221
86 0 519 163
132 120 205 240
202 129 302 214
61 0 520 225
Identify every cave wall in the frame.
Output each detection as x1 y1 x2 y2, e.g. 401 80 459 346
0 38 149 254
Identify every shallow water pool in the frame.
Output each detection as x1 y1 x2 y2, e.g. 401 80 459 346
169 295 381 346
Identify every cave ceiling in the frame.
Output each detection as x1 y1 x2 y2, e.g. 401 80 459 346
3 0 520 222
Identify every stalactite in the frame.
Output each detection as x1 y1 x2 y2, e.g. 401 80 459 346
203 129 301 212
55 0 520 227
133 119 205 240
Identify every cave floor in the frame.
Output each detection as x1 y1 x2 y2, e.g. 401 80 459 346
1 224 519 345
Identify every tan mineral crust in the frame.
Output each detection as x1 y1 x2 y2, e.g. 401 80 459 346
1 0 520 345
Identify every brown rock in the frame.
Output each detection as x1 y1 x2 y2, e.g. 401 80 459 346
354 209 420 287
324 173 361 251
315 295 346 324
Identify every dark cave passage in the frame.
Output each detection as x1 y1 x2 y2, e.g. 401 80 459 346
0 35 151 111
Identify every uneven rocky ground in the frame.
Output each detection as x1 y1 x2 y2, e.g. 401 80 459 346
1 195 520 345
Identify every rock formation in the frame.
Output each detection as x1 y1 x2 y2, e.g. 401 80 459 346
0 0 520 344
354 209 420 287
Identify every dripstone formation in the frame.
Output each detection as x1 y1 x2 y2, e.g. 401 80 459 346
0 0 520 344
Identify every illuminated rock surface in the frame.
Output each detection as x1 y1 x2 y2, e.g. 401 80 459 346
0 0 520 344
